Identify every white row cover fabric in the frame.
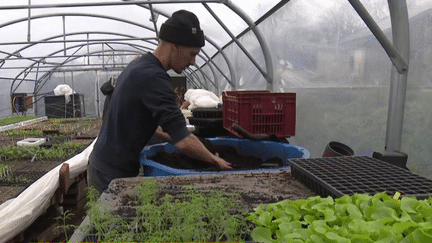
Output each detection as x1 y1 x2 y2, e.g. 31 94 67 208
53 84 75 103
0 139 96 243
184 88 220 109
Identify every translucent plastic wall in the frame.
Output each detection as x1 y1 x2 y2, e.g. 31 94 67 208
202 0 432 179
6 0 430 179
34 69 123 118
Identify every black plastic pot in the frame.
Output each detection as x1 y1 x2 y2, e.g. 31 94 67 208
322 141 354 157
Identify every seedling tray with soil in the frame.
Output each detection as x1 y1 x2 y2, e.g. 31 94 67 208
70 170 316 242
0 118 102 204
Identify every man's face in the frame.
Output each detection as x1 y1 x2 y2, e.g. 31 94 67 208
171 45 201 74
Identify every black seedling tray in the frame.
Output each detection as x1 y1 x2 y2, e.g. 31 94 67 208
192 107 223 118
289 156 432 199
189 117 223 127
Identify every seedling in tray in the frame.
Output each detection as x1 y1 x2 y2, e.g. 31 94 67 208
81 178 253 242
0 164 12 178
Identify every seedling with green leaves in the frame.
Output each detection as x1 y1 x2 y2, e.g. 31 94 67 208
246 192 432 243
81 178 253 242
54 210 78 241
0 142 86 161
0 163 12 178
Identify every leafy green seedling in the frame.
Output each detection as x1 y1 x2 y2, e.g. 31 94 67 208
81 178 253 242
246 192 432 243
0 164 12 178
54 210 77 241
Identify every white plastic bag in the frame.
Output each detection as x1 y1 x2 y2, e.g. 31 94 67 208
53 84 74 103
184 89 219 109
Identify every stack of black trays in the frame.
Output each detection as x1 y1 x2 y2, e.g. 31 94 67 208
189 106 229 138
289 156 432 199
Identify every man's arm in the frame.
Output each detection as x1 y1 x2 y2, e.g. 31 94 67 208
175 134 232 170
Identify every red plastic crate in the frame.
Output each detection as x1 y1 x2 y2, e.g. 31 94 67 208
222 90 296 138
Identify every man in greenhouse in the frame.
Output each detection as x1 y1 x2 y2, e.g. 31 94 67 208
88 9 232 194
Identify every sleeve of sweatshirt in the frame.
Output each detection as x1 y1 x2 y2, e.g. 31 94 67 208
141 71 191 144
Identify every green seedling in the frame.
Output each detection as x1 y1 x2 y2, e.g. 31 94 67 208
81 178 253 242
1 128 43 136
54 210 77 241
0 142 86 161
0 164 12 178
246 192 432 243
0 116 40 126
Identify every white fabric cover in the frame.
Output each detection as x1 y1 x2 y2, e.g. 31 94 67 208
53 84 75 103
0 139 96 243
184 89 219 110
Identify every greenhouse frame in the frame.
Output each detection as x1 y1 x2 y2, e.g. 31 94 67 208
0 0 432 241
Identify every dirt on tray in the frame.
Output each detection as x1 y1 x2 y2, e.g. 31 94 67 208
0 117 102 205
148 137 284 171
0 118 102 148
104 171 316 219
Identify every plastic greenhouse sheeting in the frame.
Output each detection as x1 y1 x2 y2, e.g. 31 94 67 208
0 0 431 229
0 139 96 243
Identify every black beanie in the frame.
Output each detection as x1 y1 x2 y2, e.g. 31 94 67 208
159 10 205 47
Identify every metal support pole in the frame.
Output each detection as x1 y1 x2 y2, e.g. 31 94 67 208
71 71 75 118
62 16 66 56
348 0 408 74
27 0 31 42
148 1 159 37
112 50 115 67
87 33 90 65
223 1 274 91
0 0 222 10
348 0 410 164
34 61 40 84
201 59 219 95
102 44 105 69
204 2 274 90
384 0 410 153
205 38 236 89
95 70 101 118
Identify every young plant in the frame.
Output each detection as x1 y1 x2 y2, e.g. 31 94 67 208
0 164 12 178
246 192 432 243
1 128 43 136
82 178 253 242
0 142 86 161
0 116 40 126
83 187 129 242
54 210 77 241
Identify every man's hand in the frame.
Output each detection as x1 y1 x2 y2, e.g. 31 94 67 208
176 134 233 170
213 152 232 170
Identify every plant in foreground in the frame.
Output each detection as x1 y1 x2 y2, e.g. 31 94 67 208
0 142 86 161
0 116 40 126
0 174 31 184
54 210 77 240
0 164 12 178
82 178 252 242
246 192 432 243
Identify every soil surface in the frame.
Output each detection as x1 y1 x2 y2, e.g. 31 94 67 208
104 171 316 220
148 138 283 171
0 118 102 204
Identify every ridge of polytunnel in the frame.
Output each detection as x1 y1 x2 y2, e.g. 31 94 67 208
1 11 236 94
11 42 153 95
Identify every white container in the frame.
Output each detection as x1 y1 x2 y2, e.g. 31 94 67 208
16 138 46 146
181 109 192 124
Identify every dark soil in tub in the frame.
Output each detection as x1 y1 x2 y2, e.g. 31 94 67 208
147 138 284 171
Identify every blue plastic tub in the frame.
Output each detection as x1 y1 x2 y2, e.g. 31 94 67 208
140 138 310 177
